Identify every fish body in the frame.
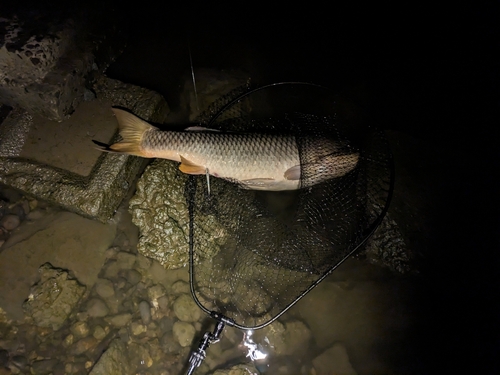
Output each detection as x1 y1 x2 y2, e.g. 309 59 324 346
99 109 359 191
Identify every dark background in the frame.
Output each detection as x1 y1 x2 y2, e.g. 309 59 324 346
2 1 498 373
110 7 499 373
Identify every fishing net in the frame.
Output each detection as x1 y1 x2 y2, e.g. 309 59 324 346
185 82 394 332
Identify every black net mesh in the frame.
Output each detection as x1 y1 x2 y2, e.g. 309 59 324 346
186 83 393 329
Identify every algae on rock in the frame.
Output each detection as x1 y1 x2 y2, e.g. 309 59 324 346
129 159 227 269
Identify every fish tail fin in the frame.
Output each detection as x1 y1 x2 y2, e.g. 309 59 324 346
99 108 157 157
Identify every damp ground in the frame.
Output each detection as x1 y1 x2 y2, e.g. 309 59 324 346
0 185 422 374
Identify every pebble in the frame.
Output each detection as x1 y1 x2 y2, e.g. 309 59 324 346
158 316 174 333
108 313 132 327
86 298 109 318
20 199 30 215
173 294 201 322
71 336 98 356
160 332 181 354
31 358 59 375
0 214 20 231
130 321 147 336
125 269 142 285
104 246 120 259
115 251 136 269
157 296 169 312
93 325 107 340
63 334 74 347
103 260 121 278
10 355 28 371
95 278 115 298
171 280 190 294
172 321 196 347
148 284 166 302
70 321 89 338
139 300 152 325
26 209 45 221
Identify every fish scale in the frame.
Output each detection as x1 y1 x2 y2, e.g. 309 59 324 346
98 108 360 191
143 130 300 183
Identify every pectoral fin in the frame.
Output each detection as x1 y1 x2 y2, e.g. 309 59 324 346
284 165 301 180
179 156 206 175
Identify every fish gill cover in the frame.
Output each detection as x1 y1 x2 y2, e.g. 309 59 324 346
185 82 393 329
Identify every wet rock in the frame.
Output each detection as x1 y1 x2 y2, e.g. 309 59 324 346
172 321 196 347
31 358 59 375
10 355 27 371
63 333 74 347
0 211 115 319
20 199 30 216
212 363 260 375
22 263 86 330
171 280 190 295
104 246 120 259
8 205 25 221
89 339 131 375
158 316 174 333
71 336 98 355
108 313 132 327
125 269 142 285
129 159 227 269
160 332 181 353
114 277 128 290
139 300 151 325
157 295 169 312
95 278 115 298
312 343 357 375
93 325 106 340
118 327 130 343
65 361 87 374
102 260 122 279
148 284 167 303
173 294 201 323
0 214 20 231
130 321 147 336
115 252 136 269
86 298 109 318
128 342 153 368
70 321 90 338
26 209 45 221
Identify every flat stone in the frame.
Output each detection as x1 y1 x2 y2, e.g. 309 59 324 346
0 75 169 222
89 339 131 375
0 211 115 319
0 214 20 231
107 313 132 327
172 321 196 348
87 298 109 318
95 278 115 298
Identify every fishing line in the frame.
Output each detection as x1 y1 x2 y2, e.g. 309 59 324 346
187 39 200 118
